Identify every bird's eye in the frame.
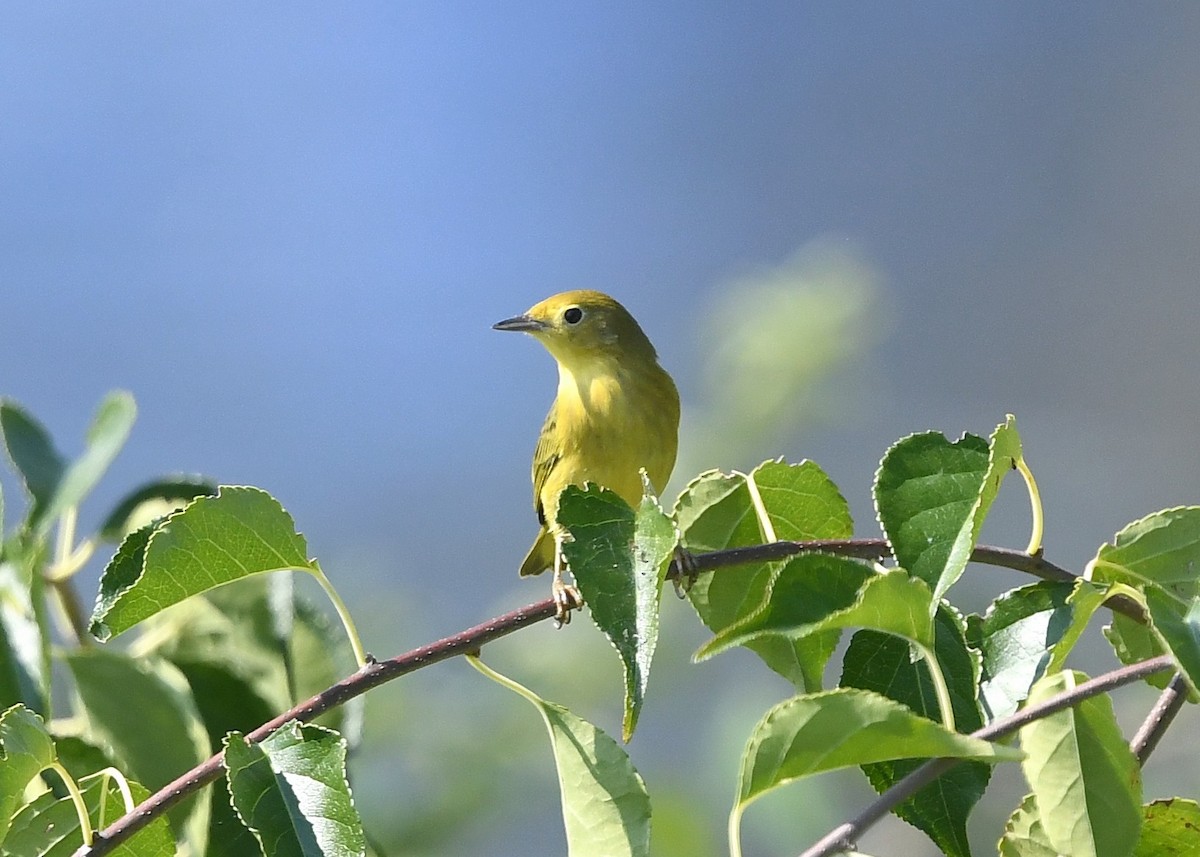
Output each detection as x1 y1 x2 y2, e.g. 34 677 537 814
563 306 584 325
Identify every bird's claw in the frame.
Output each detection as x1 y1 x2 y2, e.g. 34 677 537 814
552 578 584 628
671 545 700 599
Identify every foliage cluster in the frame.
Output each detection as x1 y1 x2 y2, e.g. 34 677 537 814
1 394 1198 857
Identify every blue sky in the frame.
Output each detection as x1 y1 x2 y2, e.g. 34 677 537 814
6 3 1196 575
4 5 1200 851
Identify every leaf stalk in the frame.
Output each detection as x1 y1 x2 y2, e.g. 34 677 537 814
1015 456 1044 555
309 561 368 668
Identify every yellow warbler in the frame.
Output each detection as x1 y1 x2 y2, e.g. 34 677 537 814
493 290 680 623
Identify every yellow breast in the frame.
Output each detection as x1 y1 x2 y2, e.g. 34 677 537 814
541 357 679 521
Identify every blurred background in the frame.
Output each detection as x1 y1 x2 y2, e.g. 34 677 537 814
4 3 1200 855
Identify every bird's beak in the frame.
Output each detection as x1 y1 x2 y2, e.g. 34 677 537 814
492 314 548 333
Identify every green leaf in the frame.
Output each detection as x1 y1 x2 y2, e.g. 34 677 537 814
748 459 856 539
675 461 852 690
982 416 1026 526
1135 798 1200 857
735 688 1021 811
470 657 651 857
43 391 137 531
969 580 1106 721
0 552 50 714
0 402 65 531
998 794 1057 857
1018 670 1142 857
875 421 1019 608
3 772 173 857
1090 510 1200 693
65 649 211 846
557 477 675 741
225 721 365 857
88 524 153 640
1101 585 1200 697
1094 504 1200 604
841 607 986 857
90 486 314 641
676 471 788 669
1143 588 1200 694
206 779 265 857
98 476 217 542
1090 507 1200 599
1 704 57 843
695 561 932 661
0 394 136 535
1103 612 1174 692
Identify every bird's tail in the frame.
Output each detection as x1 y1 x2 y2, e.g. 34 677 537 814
518 528 556 577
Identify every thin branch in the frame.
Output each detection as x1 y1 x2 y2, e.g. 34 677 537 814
1131 673 1191 765
674 538 1077 580
76 596 559 857
797 654 1176 857
672 538 1146 621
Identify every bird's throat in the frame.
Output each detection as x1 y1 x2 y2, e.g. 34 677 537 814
556 360 624 417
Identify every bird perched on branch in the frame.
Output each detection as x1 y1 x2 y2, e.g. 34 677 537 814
493 290 680 624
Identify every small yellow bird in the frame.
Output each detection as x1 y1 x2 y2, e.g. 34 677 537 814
494 290 681 623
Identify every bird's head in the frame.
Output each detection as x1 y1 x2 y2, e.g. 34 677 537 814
493 290 658 369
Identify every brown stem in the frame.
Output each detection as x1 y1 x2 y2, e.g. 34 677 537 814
676 538 1075 580
1131 673 1191 765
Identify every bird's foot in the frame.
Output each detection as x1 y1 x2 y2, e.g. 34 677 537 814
552 575 584 628
671 545 701 599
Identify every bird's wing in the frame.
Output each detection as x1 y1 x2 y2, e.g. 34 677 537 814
531 405 563 526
